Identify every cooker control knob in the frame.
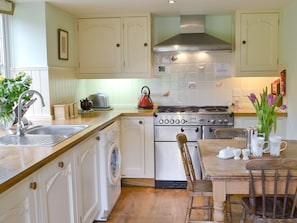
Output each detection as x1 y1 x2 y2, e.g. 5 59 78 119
165 119 169 124
159 119 164 124
175 119 180 124
223 119 229 124
218 119 223 124
210 119 216 124
170 119 175 124
181 119 187 124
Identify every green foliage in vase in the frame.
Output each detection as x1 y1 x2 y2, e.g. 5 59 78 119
0 72 32 121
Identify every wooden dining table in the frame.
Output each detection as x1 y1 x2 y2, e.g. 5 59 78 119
197 139 297 222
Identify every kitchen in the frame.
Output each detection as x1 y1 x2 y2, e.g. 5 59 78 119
0 0 297 222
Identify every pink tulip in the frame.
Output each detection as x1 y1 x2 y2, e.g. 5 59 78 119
248 93 256 103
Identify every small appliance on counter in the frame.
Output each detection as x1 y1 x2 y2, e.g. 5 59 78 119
138 86 154 109
89 92 112 110
80 98 93 113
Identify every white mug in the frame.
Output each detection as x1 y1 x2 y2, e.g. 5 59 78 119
268 136 287 156
252 136 269 157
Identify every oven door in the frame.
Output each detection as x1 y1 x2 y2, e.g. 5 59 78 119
202 125 232 139
155 141 201 181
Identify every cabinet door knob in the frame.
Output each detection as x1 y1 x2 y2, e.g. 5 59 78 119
144 43 148 47
116 43 120 47
30 182 37 190
139 120 143 124
242 40 246 44
96 136 100 141
58 161 64 168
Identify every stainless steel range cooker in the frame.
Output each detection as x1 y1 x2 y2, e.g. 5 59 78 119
154 106 234 189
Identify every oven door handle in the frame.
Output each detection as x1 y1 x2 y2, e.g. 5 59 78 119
180 127 200 132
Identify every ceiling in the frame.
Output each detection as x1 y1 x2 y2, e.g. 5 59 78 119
15 0 294 17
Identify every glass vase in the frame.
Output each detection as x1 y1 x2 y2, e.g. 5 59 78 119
258 123 272 141
0 108 16 130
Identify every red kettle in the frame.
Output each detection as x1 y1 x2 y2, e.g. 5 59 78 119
138 86 154 109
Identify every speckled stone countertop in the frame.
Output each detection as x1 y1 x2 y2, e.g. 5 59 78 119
0 106 156 194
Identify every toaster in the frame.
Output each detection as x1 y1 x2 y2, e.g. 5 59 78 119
89 93 110 108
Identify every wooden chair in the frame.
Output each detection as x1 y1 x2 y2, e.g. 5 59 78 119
240 158 297 223
214 127 247 222
176 133 213 223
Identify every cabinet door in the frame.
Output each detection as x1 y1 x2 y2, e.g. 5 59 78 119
0 174 40 223
120 117 145 177
236 12 279 76
78 18 122 74
123 17 151 76
39 150 77 223
75 134 100 223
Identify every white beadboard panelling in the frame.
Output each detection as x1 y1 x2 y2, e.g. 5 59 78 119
48 67 78 110
12 67 52 120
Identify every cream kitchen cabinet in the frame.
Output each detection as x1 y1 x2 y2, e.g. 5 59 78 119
235 11 280 76
74 133 101 223
234 116 287 138
0 173 40 223
78 15 151 78
120 116 154 178
39 149 78 223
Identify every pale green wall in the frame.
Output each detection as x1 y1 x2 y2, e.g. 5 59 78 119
45 3 77 67
12 3 47 67
281 0 297 139
11 2 77 68
153 15 233 45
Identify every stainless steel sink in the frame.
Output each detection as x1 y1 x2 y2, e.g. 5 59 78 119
0 134 68 146
26 124 89 137
0 124 89 146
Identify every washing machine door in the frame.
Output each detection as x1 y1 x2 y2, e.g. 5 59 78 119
108 143 121 185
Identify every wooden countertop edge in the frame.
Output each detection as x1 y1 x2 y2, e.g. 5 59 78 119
233 112 287 117
0 111 138 194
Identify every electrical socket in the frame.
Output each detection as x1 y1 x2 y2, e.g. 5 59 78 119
188 81 197 89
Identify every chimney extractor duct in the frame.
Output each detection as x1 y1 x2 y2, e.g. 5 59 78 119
153 15 232 52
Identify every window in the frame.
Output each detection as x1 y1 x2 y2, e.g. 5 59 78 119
0 14 10 77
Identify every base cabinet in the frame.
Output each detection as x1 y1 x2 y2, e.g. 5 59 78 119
39 150 77 223
234 116 287 138
120 116 154 178
0 173 40 223
74 133 101 223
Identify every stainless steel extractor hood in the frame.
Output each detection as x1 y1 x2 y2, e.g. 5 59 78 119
153 15 232 52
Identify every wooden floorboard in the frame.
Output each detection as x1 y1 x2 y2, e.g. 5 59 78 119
101 186 252 223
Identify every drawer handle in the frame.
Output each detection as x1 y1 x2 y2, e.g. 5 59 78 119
144 43 148 47
242 40 246 44
139 120 143 124
116 43 120 47
30 182 37 190
58 161 64 168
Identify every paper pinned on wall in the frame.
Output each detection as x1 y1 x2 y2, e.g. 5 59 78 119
214 63 232 77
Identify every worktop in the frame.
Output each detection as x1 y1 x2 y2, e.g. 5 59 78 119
0 106 156 194
229 107 287 117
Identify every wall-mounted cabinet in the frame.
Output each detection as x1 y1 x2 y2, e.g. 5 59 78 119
78 15 151 78
235 11 280 76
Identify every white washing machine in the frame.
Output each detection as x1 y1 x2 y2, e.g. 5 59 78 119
95 121 121 221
